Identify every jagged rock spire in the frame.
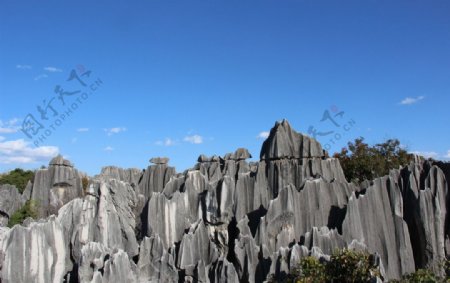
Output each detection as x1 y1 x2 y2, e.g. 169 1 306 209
260 119 324 160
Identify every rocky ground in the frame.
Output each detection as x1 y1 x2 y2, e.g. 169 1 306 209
0 120 448 282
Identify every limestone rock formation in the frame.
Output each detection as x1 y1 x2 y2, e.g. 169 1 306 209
0 120 448 282
0 184 24 226
26 155 84 217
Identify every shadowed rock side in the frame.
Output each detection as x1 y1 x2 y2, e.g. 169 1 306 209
0 120 449 282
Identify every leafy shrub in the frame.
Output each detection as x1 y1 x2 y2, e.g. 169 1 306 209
326 249 381 282
276 249 381 283
333 138 412 183
8 200 38 227
0 168 35 193
295 256 326 283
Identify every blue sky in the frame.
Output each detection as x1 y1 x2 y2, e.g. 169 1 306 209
1 0 449 175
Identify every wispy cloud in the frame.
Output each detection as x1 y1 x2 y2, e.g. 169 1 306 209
0 118 20 134
16 64 32 70
400 96 425 105
34 74 48 81
44 66 63 73
77 128 89 132
257 131 270 139
0 136 4 142
0 138 59 164
104 146 114 152
155 138 177 147
411 151 438 159
184 135 203 144
104 127 127 136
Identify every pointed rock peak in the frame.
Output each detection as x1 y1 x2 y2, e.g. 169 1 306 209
49 154 73 167
224 148 252 161
260 119 324 160
150 157 169 165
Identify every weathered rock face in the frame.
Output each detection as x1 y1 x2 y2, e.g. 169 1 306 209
138 157 176 199
342 174 415 279
98 166 142 186
0 185 25 226
0 216 69 283
26 155 84 217
0 120 449 282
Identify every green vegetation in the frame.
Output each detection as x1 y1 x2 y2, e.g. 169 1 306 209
270 249 448 283
333 138 413 183
294 256 326 283
390 262 449 283
82 176 89 194
326 249 381 282
0 168 35 193
269 249 381 283
7 200 39 228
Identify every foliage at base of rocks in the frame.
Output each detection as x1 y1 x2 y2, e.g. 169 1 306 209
269 249 382 283
7 200 38 227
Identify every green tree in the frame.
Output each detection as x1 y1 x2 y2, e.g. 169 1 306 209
8 200 39 227
333 138 413 183
0 168 35 193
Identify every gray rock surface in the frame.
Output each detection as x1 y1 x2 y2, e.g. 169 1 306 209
0 120 448 282
0 185 25 226
98 166 142 186
138 158 176 199
0 216 69 283
27 155 83 217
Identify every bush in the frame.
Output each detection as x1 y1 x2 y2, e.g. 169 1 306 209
0 168 35 193
326 249 381 282
281 249 380 283
8 200 39 227
82 176 89 193
295 256 326 283
333 138 413 183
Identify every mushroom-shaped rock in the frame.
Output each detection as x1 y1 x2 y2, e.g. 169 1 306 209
49 154 73 167
149 157 169 164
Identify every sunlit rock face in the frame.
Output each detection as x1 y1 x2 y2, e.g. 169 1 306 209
23 155 84 218
0 120 448 282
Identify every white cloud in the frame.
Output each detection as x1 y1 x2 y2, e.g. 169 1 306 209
400 96 425 105
0 118 20 134
257 131 270 139
155 138 176 147
411 151 438 159
444 150 450 159
0 138 59 164
184 135 203 144
104 146 114 152
44 66 63 73
104 127 127 136
34 74 48 81
16 64 32 70
77 128 89 132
